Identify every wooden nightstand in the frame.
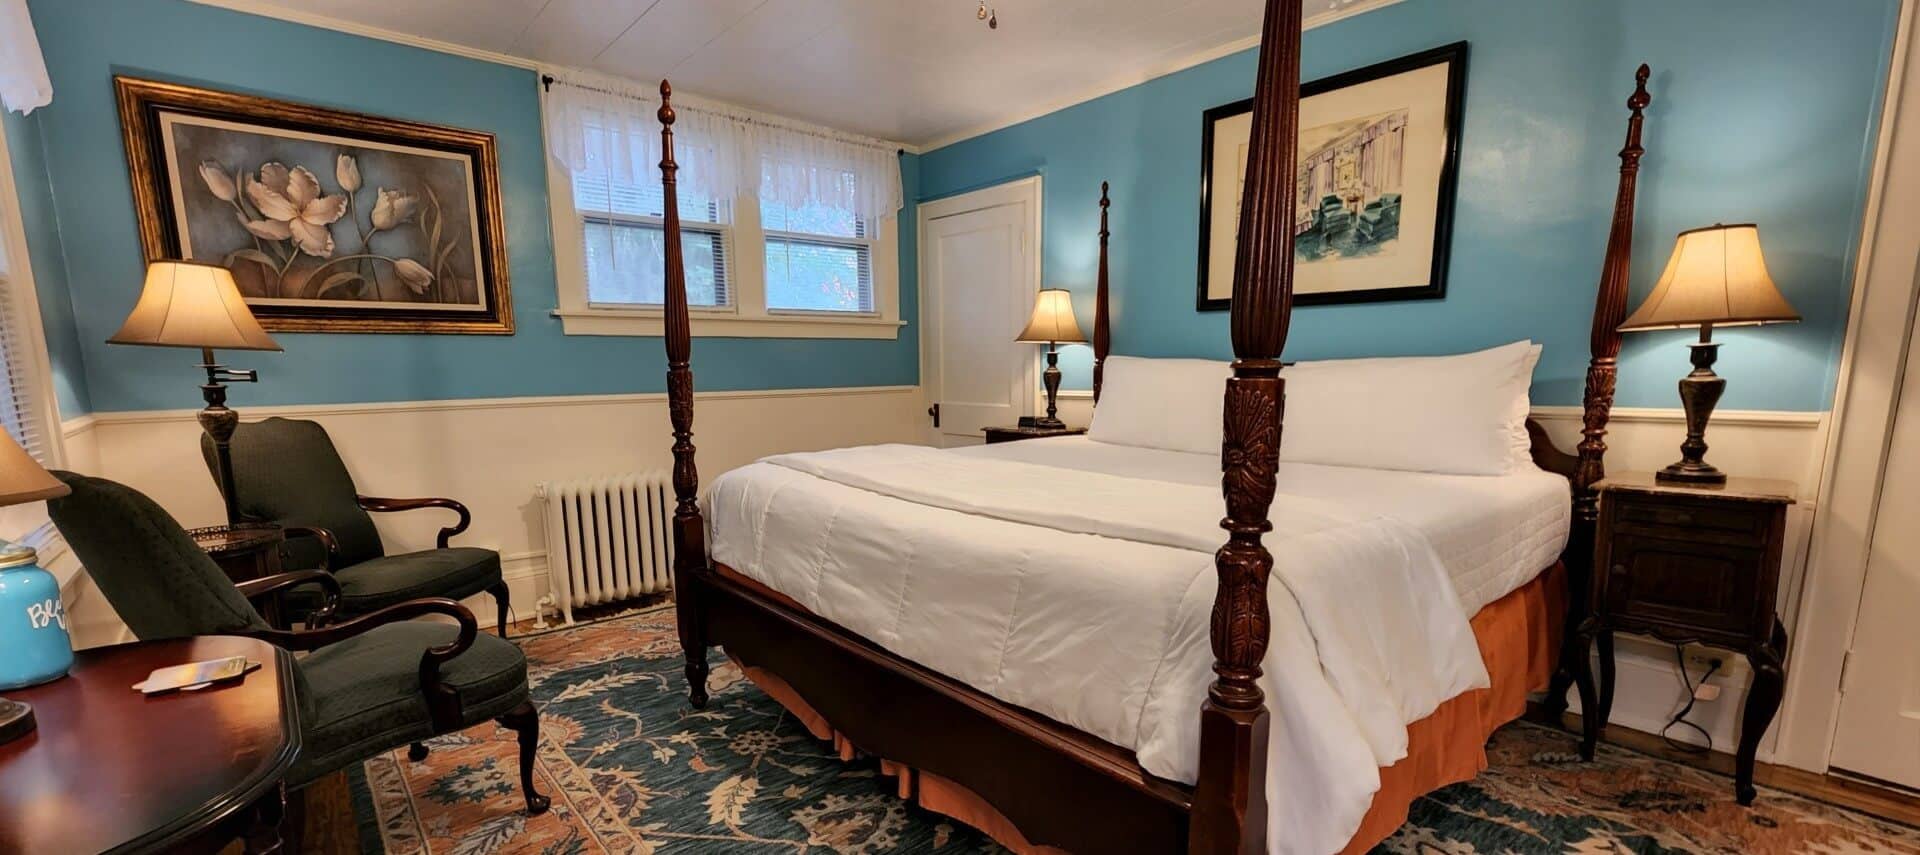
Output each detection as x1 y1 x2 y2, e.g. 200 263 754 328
1578 471 1796 805
982 425 1088 444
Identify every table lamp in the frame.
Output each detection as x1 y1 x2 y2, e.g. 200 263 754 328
107 261 281 523
1017 288 1086 429
1619 224 1800 484
0 431 73 744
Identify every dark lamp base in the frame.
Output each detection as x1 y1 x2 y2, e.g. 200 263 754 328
1032 417 1067 430
0 697 34 745
1657 461 1728 485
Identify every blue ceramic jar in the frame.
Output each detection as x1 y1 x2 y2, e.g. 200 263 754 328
0 547 72 690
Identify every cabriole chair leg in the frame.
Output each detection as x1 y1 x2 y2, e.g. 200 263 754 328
488 581 511 638
498 700 550 815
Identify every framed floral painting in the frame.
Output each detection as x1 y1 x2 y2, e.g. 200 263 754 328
115 77 513 334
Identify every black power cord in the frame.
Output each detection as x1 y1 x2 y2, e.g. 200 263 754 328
1662 643 1722 754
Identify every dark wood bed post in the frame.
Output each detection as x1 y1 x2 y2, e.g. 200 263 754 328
1190 0 1301 851
1543 65 1650 729
659 81 713 709
1093 181 1112 403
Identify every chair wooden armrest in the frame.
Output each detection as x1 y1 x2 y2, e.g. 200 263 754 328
244 597 479 729
236 569 343 626
357 495 472 548
282 524 340 566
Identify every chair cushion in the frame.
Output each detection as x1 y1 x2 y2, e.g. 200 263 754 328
289 622 528 785
333 547 502 615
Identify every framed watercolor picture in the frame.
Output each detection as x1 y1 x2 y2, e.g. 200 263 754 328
115 76 513 334
1197 41 1467 310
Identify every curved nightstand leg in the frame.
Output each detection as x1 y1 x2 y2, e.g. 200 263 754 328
1571 619 1602 761
1595 629 1617 730
1737 617 1789 806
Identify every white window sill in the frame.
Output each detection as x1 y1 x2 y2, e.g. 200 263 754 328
552 309 904 339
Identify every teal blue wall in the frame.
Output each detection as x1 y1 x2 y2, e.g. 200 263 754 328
16 0 920 416
919 0 1898 411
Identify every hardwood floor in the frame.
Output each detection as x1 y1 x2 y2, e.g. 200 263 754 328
1532 707 1920 829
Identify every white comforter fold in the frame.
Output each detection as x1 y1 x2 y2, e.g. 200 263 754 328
711 443 1491 855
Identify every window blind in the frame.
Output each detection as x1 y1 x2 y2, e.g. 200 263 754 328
0 236 49 462
761 191 873 314
572 168 731 308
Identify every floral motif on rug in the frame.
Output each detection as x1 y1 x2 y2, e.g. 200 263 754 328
352 607 1920 854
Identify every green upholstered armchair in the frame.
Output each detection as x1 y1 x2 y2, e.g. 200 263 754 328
47 471 550 815
201 417 512 636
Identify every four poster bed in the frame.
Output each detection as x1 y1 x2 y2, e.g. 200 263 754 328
649 0 1650 849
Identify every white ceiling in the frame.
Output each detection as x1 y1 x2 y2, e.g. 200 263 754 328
196 0 1400 148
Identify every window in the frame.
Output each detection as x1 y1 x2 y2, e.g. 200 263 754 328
761 194 873 315
543 73 904 339
572 171 730 309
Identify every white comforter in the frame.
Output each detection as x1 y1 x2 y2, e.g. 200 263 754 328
707 443 1494 855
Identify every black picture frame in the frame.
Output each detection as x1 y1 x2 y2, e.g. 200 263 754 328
1197 41 1468 311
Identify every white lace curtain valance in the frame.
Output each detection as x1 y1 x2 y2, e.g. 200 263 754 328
542 70 902 225
0 0 53 115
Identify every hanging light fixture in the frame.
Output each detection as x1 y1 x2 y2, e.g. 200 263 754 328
976 1 998 29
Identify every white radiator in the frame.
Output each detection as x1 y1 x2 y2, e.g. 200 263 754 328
535 473 674 626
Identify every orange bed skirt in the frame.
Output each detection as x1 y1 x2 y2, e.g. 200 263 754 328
726 563 1566 854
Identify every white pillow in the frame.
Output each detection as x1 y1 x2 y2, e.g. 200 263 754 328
1088 355 1233 455
1279 341 1540 476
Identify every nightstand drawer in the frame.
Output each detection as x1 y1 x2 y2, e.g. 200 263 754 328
1615 497 1762 536
1603 533 1764 637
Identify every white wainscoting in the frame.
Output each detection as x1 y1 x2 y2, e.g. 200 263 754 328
1060 390 1832 764
56 385 927 648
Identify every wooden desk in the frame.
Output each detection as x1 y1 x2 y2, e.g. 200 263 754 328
0 636 302 854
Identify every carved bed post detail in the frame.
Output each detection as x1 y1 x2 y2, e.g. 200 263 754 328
1093 182 1112 403
659 81 712 709
1190 0 1300 851
1544 65 1648 726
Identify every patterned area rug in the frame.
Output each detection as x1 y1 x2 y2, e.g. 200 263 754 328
350 606 1920 854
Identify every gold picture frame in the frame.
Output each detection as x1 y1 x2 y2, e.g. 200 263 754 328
115 76 514 334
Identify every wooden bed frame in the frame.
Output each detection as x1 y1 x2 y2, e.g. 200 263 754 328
651 2 1652 848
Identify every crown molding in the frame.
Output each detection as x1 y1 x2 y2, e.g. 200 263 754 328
185 0 1405 152
915 0 1409 152
184 0 540 70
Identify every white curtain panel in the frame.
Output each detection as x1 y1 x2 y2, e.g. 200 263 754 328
0 0 52 114
542 69 901 224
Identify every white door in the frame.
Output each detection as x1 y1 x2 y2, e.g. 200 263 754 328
1829 297 1920 789
920 177 1040 447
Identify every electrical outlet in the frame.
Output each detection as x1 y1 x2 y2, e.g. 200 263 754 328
1682 645 1741 677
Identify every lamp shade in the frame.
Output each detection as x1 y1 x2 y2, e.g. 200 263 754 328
1016 289 1086 344
107 261 282 351
1619 224 1801 332
0 432 65 506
